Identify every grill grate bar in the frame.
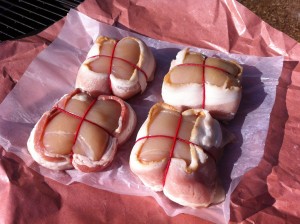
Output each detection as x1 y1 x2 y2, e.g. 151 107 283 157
0 30 15 39
34 0 69 13
0 13 35 30
0 21 26 34
0 0 57 22
20 0 65 18
0 5 48 26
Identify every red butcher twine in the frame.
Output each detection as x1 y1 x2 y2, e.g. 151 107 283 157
53 96 113 162
87 40 148 92
175 56 233 109
135 112 217 187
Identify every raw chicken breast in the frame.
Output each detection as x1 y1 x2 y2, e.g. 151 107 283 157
130 103 231 207
76 36 156 99
162 48 243 120
27 89 137 172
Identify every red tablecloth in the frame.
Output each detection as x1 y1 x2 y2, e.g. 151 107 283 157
1 0 300 223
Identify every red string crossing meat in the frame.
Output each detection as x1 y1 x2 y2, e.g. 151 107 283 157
76 36 156 100
53 97 112 162
175 57 233 109
87 41 148 92
162 50 243 120
130 103 226 207
108 41 118 91
27 89 138 172
162 113 183 186
202 57 207 109
135 112 217 187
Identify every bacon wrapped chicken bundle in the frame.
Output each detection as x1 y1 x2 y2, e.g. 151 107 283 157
28 89 136 172
130 103 231 207
76 36 156 99
162 48 243 120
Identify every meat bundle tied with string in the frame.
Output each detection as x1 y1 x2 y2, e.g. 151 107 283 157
76 36 156 99
162 48 243 120
27 90 137 172
130 48 243 207
27 36 156 172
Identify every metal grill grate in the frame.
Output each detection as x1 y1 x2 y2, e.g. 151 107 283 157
0 0 84 42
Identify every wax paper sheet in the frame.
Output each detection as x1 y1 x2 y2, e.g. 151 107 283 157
0 9 284 224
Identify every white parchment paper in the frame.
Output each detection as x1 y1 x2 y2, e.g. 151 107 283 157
0 10 283 224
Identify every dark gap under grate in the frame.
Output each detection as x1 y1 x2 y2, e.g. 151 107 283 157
0 0 84 42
